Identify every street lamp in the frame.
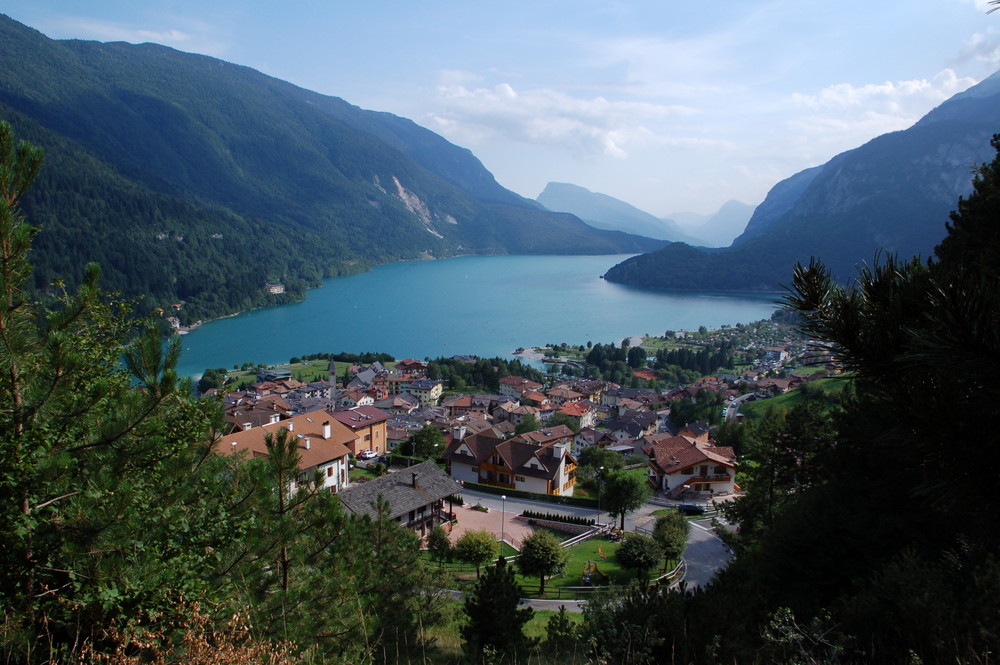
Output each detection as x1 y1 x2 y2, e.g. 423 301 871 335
500 495 507 551
596 466 604 526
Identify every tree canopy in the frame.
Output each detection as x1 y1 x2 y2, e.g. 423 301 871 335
601 469 651 530
0 121 444 663
516 529 569 595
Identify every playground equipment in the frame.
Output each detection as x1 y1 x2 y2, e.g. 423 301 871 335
598 544 607 561
582 560 609 585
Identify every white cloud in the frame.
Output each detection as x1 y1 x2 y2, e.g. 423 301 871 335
428 78 698 160
785 70 978 146
956 28 1000 70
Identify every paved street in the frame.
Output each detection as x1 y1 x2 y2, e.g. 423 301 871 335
682 519 733 588
452 489 733 607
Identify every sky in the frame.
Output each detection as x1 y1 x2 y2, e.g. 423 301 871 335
4 1 1000 219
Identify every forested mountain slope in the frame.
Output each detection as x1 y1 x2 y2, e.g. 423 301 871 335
0 15 661 321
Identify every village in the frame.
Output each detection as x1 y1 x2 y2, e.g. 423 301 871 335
208 321 836 551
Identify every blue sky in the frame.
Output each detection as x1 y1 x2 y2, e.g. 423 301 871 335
5 1 1000 219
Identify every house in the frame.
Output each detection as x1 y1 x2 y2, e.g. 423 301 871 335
572 427 614 456
754 377 800 397
256 368 293 383
442 394 474 417
408 378 444 406
643 434 737 497
494 401 539 427
223 394 294 433
215 411 354 494
565 379 613 403
678 421 711 442
384 373 418 395
337 389 375 408
519 390 549 406
607 410 659 441
765 347 791 364
337 460 460 535
601 387 659 408
546 386 584 406
373 392 421 415
557 400 597 430
498 376 543 401
534 400 557 422
443 432 577 496
514 424 576 447
328 405 391 456
394 358 428 376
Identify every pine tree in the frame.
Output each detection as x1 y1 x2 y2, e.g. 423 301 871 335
0 120 240 655
462 556 534 663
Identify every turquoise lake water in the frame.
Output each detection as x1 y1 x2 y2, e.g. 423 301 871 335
174 254 780 377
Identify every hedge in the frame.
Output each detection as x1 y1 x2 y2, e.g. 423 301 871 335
521 509 595 526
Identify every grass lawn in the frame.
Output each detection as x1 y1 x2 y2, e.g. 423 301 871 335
218 358 367 390
422 534 644 597
349 467 382 482
534 537 635 591
740 377 850 420
427 601 587 665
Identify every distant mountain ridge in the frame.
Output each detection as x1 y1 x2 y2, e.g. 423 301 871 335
605 70 1000 291
536 182 704 243
662 200 756 247
0 15 661 322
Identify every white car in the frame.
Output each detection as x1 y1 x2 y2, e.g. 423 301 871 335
357 449 378 460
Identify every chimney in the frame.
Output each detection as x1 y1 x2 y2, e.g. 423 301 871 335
287 420 294 432
453 424 467 442
412 472 418 488
304 437 311 450
323 421 331 440
554 444 565 459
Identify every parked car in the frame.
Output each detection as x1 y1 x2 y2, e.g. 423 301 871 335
678 504 706 516
357 449 378 460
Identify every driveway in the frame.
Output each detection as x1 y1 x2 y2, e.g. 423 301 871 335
445 501 539 549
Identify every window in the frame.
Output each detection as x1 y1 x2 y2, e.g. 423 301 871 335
365 433 371 441
327 467 333 477
515 475 525 482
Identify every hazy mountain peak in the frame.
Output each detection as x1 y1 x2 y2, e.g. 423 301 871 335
537 182 705 244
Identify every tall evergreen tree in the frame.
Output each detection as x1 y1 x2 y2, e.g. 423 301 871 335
0 120 241 656
461 556 534 663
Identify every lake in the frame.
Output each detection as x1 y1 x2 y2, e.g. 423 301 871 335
174 254 780 377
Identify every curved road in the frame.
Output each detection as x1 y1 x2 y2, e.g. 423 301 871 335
455 490 732 610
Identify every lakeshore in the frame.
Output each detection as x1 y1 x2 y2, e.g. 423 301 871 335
175 254 778 378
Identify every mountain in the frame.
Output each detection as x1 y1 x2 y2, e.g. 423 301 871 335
536 182 704 244
662 199 756 247
0 16 662 323
604 70 1000 291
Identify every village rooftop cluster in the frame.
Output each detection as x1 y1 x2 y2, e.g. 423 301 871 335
208 331 834 536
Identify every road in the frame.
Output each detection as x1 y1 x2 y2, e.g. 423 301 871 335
681 519 733 588
454 489 733 609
